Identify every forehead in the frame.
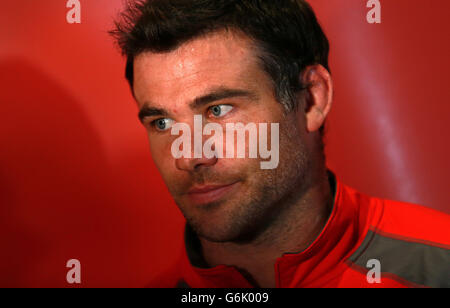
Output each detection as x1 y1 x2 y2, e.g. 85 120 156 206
133 31 269 109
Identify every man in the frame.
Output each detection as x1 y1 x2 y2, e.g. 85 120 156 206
111 0 450 288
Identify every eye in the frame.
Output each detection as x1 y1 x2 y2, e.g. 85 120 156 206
209 105 233 118
151 118 174 131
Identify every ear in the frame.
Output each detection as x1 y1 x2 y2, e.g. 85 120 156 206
301 65 333 132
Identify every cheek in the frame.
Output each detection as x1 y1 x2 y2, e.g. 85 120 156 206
148 136 175 172
218 156 257 172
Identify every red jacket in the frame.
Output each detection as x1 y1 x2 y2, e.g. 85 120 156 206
151 173 450 288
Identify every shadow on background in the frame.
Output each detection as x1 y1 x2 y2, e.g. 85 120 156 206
0 57 185 287
0 57 112 286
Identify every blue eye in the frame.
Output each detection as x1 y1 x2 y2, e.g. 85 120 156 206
210 105 233 117
152 118 174 131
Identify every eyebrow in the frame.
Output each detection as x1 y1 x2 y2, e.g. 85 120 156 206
138 106 168 123
138 87 258 123
189 87 258 110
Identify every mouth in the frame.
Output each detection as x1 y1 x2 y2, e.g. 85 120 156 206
186 181 240 205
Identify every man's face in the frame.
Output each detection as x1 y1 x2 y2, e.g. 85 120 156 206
133 31 313 242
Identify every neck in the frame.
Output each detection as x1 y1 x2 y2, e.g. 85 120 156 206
199 170 334 287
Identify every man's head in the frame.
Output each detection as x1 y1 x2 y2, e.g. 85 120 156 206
112 0 333 242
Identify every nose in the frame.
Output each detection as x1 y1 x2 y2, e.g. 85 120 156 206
173 115 220 171
175 155 218 172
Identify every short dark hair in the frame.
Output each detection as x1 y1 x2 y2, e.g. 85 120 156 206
111 0 330 129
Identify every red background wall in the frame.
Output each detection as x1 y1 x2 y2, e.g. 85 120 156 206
1 0 449 287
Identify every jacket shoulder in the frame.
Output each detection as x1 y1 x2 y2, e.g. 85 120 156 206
376 198 450 246
347 197 450 288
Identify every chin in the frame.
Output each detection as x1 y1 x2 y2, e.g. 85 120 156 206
195 227 236 243
187 204 267 244
187 209 243 243
177 179 277 243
